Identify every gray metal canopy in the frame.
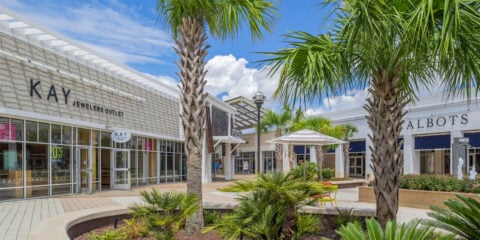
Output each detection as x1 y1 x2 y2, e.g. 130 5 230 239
226 96 266 130
267 129 345 145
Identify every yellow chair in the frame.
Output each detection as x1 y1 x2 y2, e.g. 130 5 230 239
314 184 338 207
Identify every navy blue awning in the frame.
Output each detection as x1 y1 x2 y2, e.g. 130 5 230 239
349 140 366 153
414 134 450 150
294 145 310 154
464 132 480 148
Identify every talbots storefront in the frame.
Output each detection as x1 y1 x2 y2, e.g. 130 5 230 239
328 94 480 178
0 8 186 201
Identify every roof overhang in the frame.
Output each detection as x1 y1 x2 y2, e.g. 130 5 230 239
225 96 266 130
213 136 246 144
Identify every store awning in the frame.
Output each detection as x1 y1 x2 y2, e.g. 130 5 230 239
225 96 266 130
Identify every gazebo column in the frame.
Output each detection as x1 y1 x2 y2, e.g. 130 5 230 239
335 144 345 178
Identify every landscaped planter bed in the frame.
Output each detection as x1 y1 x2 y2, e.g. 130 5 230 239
358 186 480 209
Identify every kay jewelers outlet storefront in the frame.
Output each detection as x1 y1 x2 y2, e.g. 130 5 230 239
0 16 186 201
0 117 186 201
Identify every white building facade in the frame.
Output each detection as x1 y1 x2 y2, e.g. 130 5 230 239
0 7 240 201
327 94 480 179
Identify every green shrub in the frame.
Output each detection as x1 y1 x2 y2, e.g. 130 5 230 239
333 208 359 228
292 162 318 180
129 190 200 240
399 175 480 193
207 172 325 240
321 168 335 181
203 209 221 225
426 195 480 239
88 229 128 240
337 218 440 240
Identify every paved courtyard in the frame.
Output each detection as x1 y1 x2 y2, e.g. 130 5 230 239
0 177 431 240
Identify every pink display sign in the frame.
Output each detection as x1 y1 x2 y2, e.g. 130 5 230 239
144 139 153 151
0 123 16 140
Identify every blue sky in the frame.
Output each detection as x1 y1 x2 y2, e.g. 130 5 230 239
2 0 368 114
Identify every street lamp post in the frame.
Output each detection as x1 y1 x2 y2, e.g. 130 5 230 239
253 91 265 175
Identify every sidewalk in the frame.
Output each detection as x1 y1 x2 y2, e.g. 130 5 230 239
0 178 431 240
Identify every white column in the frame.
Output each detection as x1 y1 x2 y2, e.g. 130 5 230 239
225 143 233 180
335 144 345 178
310 146 316 163
450 130 463 175
202 130 212 183
365 137 373 180
403 134 415 174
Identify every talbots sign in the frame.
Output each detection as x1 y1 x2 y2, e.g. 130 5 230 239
406 113 468 131
111 129 131 143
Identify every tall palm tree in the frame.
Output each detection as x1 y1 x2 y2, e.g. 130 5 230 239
155 0 277 232
339 124 358 179
260 106 293 172
262 0 480 226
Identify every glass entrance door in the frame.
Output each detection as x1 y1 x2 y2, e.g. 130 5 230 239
112 149 130 190
349 153 365 177
77 147 92 194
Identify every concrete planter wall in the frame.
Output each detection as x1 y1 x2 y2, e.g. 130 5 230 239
359 186 480 209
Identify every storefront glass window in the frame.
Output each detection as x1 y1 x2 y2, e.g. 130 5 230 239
0 142 23 200
26 143 49 197
26 121 37 142
420 150 435 174
51 145 72 195
77 128 90 145
101 131 111 147
51 125 62 144
38 122 49 143
62 126 72 145
11 119 24 141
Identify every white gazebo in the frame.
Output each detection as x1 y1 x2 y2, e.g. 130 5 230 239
268 129 345 171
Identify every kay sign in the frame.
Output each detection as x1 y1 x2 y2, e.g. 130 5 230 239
111 129 131 143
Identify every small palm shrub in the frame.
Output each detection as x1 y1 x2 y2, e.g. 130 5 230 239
206 172 325 240
333 208 359 228
292 162 318 180
321 168 335 181
88 229 128 240
203 209 221 225
426 194 480 239
129 189 200 240
337 218 439 240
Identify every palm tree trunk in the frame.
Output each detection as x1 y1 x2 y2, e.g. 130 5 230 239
364 69 407 227
316 146 324 181
288 144 294 170
275 130 283 172
281 205 296 239
343 142 350 178
175 16 209 233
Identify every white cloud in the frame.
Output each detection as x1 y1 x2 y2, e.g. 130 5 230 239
305 89 369 116
205 54 278 102
145 73 179 90
3 0 172 65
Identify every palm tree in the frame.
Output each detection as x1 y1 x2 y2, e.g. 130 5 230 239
426 194 480 239
260 106 293 172
129 190 200 239
216 172 325 239
337 218 440 240
262 1 480 226
338 124 358 179
155 0 277 232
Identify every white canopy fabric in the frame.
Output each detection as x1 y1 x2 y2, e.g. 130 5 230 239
267 129 345 146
